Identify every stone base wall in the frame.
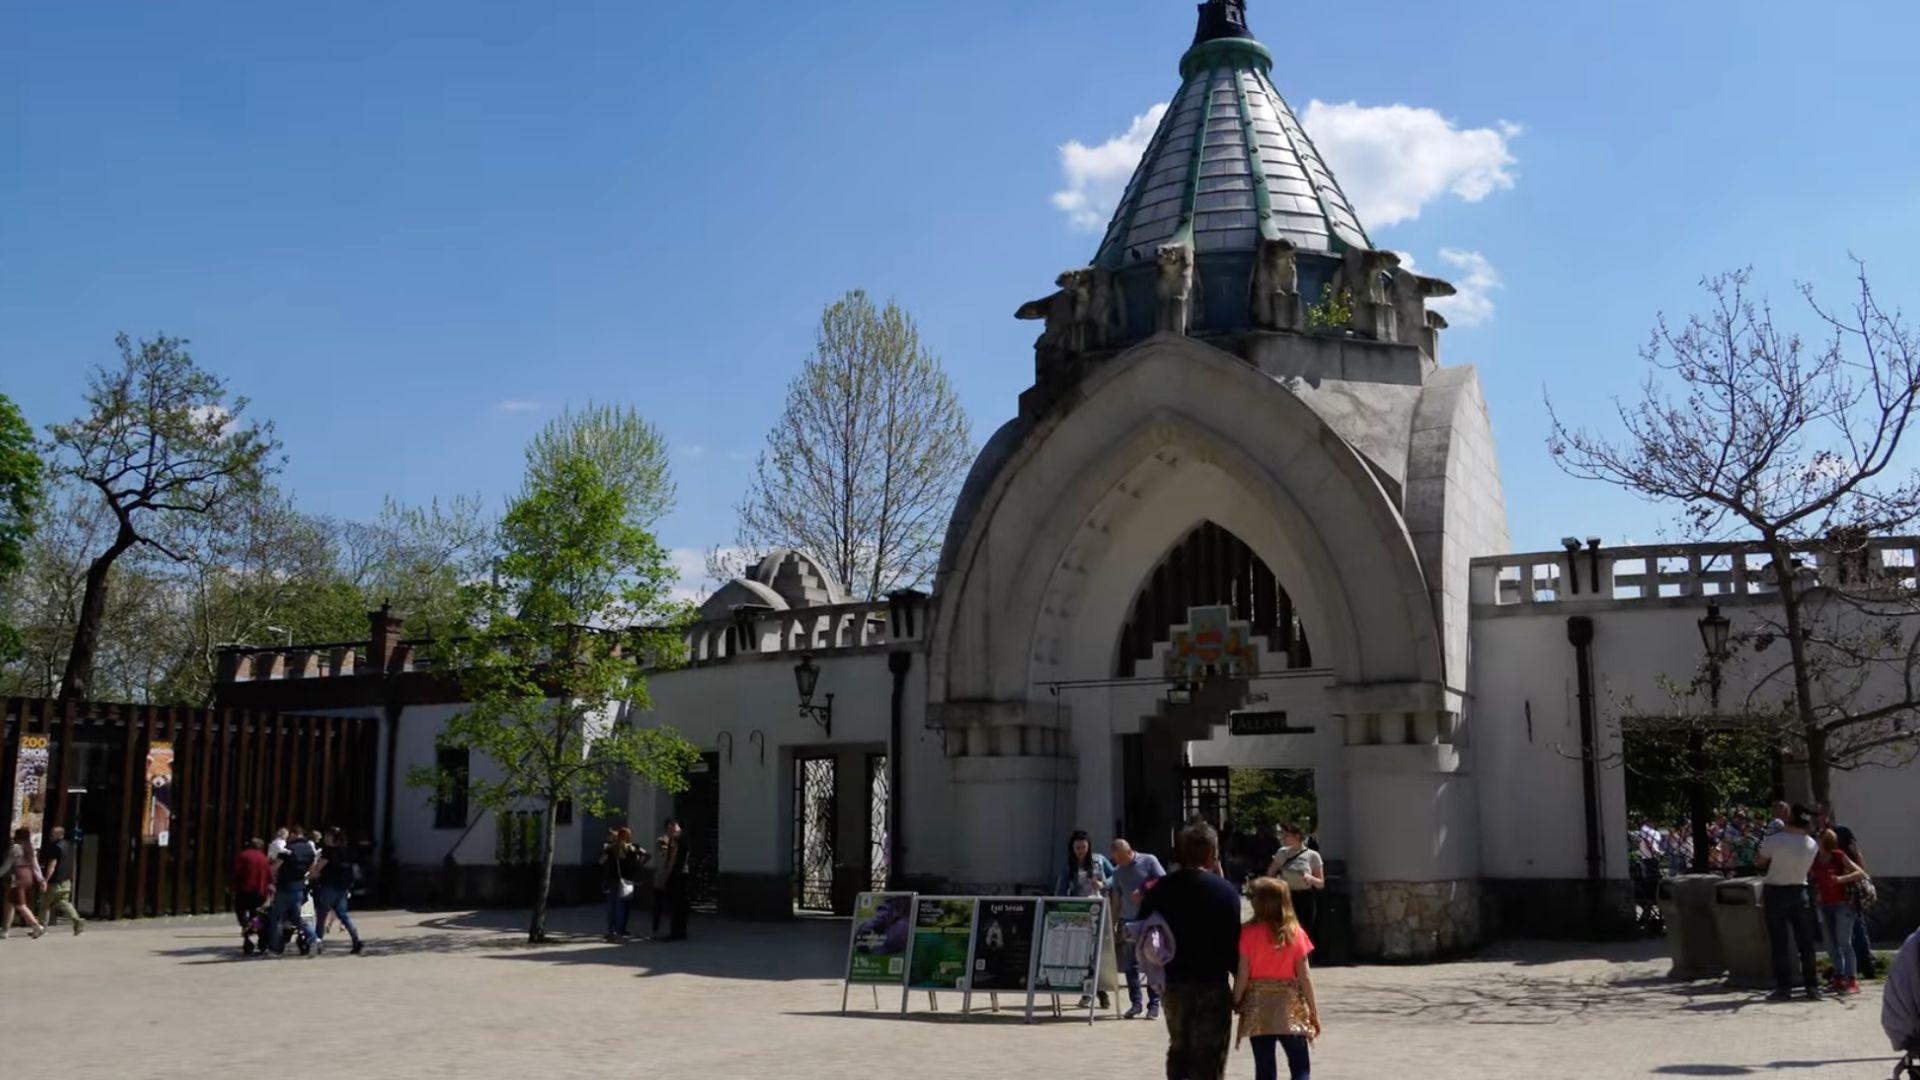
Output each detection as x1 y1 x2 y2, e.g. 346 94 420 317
388 864 598 909
1351 879 1481 961
1481 878 1637 941
715 873 795 920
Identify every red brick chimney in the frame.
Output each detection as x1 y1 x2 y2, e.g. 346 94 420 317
369 602 405 674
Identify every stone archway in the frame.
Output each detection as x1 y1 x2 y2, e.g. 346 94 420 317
924 334 1483 958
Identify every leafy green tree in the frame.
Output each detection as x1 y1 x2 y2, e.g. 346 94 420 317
0 393 44 661
411 440 697 943
48 334 281 700
735 290 972 599
524 403 674 530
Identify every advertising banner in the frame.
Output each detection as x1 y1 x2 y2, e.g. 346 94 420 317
1034 898 1105 993
9 734 49 837
846 892 915 984
969 898 1039 993
142 741 175 846
906 897 978 992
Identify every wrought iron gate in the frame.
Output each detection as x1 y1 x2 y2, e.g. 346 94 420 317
1181 766 1229 830
792 755 836 911
866 753 890 891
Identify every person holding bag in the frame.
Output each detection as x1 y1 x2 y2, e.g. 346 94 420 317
599 827 637 942
1 827 47 940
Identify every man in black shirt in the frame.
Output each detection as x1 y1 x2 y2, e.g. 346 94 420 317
38 826 83 934
1138 821 1242 1080
267 825 319 957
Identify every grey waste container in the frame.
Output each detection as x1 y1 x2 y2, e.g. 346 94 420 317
1712 877 1790 989
1657 874 1726 979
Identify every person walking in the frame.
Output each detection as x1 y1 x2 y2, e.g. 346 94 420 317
650 829 673 939
660 818 691 942
1756 803 1822 1001
36 826 83 934
232 838 272 956
1235 877 1321 1080
1812 828 1866 995
0 827 47 939
1055 830 1117 1009
1112 838 1168 1019
1139 821 1243 1080
266 825 319 957
311 828 363 955
1819 803 1880 979
1266 823 1325 936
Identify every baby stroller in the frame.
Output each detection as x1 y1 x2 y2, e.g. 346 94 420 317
1629 851 1665 935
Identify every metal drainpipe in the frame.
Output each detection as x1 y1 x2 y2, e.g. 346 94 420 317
887 651 911 882
381 698 403 903
1566 616 1603 912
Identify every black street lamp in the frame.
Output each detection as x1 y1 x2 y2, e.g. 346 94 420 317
1688 601 1733 873
795 653 833 737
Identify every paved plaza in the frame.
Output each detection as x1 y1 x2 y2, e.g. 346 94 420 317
3 907 1901 1079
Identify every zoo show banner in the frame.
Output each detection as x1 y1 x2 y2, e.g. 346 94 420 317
142 741 174 846
9 734 49 837
969 898 1039 994
905 896 978 998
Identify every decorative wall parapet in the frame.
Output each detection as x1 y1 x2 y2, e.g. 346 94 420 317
1470 536 1920 612
684 591 931 666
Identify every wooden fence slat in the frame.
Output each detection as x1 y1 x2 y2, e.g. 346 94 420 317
113 706 140 920
210 707 234 915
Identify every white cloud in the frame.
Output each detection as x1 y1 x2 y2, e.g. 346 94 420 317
494 399 541 414
680 444 707 460
1428 249 1501 327
1052 104 1169 232
1299 101 1519 229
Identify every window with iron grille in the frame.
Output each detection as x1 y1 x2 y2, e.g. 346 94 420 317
433 745 469 829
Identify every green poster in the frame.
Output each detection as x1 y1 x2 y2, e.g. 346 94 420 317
847 892 915 984
906 897 977 991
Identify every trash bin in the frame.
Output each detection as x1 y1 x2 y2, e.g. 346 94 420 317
1712 877 1791 989
1657 874 1726 979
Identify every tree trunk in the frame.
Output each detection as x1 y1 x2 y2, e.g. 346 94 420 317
1770 538 1831 805
58 524 136 702
529 795 558 944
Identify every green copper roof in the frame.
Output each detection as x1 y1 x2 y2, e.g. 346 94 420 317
1094 1 1372 269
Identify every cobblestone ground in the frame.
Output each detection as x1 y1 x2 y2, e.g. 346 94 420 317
3 906 1901 1079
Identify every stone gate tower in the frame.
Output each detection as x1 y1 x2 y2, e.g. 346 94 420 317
925 0 1510 959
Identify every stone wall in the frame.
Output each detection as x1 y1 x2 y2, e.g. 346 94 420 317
1351 878 1481 960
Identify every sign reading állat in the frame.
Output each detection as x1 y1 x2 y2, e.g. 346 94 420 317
1229 710 1314 736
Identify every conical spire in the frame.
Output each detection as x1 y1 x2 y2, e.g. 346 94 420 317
1093 0 1371 270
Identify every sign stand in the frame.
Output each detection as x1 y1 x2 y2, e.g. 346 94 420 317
1025 897 1111 1024
841 891 916 1015
900 897 981 1018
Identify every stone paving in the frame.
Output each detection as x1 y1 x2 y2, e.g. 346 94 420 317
2 906 1902 1079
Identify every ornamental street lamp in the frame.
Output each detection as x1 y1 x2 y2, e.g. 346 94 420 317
1688 602 1734 873
795 653 833 737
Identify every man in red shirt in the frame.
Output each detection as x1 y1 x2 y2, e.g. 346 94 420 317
231 838 272 956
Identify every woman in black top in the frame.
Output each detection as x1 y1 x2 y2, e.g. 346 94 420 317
600 827 639 942
312 828 363 954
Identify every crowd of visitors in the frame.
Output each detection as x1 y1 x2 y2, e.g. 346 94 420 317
231 824 364 957
1 825 83 939
598 817 690 944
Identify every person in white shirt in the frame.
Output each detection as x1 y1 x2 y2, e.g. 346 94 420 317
1755 803 1823 1001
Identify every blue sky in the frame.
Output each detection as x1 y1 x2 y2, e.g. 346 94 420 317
6 1 1920 593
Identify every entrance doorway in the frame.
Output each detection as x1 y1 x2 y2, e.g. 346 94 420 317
791 755 835 911
1178 766 1316 883
673 752 720 910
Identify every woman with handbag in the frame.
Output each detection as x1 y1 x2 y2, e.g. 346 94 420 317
1813 828 1868 995
2 826 47 939
599 827 637 942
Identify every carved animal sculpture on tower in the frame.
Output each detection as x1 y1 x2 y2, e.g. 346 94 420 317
1016 279 1077 383
1156 242 1196 335
1249 236 1301 331
1343 248 1401 341
1389 267 1457 352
